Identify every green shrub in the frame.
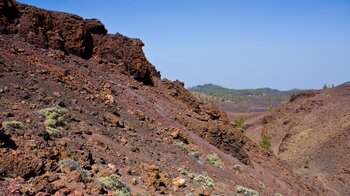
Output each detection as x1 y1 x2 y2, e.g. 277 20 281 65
323 84 328 89
46 127 61 137
38 107 67 137
97 174 130 195
234 116 245 128
59 159 89 182
260 132 272 149
194 172 214 187
206 153 223 168
236 185 259 196
304 158 310 168
114 188 131 196
2 120 23 129
39 107 67 128
178 168 214 187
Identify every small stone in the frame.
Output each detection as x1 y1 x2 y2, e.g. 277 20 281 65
117 120 125 128
58 140 67 147
119 136 128 146
104 112 119 124
53 91 61 97
130 146 140 153
258 181 265 189
58 100 66 107
171 128 180 139
3 112 13 117
234 164 243 173
107 163 116 170
71 99 78 104
83 130 92 135
172 176 186 187
189 151 201 159
194 187 210 196
91 164 100 173
132 178 138 185
104 94 114 104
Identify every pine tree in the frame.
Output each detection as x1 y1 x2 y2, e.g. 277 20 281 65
323 84 328 89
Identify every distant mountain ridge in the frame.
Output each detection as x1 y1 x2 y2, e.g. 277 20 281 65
189 83 302 103
338 81 350 87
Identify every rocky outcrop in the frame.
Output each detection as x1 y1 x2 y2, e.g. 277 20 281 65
1 0 159 85
290 90 317 102
195 124 252 165
93 34 160 85
162 79 201 110
85 18 107 35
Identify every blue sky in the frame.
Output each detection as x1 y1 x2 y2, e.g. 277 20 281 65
18 0 350 90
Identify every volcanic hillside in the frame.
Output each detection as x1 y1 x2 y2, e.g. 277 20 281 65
245 85 350 195
0 0 328 195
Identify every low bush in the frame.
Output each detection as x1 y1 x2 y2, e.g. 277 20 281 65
2 120 23 129
38 107 67 137
234 116 245 128
260 132 272 149
206 153 223 168
236 185 259 196
193 172 214 187
97 174 131 195
178 167 215 187
59 159 89 182
39 107 67 128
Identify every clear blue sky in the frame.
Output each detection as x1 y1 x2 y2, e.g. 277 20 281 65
18 0 350 90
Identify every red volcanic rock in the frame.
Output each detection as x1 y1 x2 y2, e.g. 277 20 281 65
85 18 107 35
93 34 160 85
1 0 159 85
0 0 19 33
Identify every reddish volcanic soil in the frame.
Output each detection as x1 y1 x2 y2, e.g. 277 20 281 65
0 0 335 195
245 87 350 196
